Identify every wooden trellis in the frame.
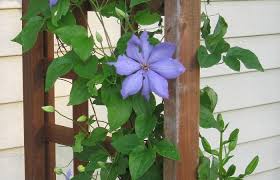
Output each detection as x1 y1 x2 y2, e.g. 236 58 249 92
22 0 200 180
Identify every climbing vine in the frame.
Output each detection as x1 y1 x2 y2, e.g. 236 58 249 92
14 0 261 179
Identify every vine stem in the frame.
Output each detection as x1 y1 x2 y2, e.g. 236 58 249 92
218 131 224 180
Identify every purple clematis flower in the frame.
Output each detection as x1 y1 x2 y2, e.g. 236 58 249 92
65 169 72 180
111 31 185 99
49 0 58 7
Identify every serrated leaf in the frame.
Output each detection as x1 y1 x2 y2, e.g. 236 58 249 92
155 139 180 160
111 134 141 154
68 78 92 105
135 10 161 25
129 146 156 180
13 16 45 52
135 114 156 139
45 52 75 91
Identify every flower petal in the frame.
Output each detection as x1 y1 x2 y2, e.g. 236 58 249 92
112 55 141 75
141 72 151 100
148 42 176 64
121 70 143 98
140 31 153 62
49 0 58 6
150 58 185 79
147 70 169 99
126 43 143 63
128 34 141 46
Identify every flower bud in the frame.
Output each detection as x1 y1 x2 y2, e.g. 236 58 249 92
42 106 55 113
96 32 103 43
77 165 85 172
77 115 87 122
97 161 106 168
115 7 127 19
54 167 63 175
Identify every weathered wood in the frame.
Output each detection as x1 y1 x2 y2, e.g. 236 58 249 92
23 0 56 179
164 0 201 180
43 32 56 180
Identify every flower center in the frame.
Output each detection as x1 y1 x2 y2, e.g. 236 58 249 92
141 63 149 71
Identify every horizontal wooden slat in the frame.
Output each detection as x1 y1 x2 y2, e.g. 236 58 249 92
232 136 280 175
200 102 280 147
0 56 72 104
204 1 280 37
246 168 280 180
201 34 280 77
201 68 280 112
2 1 280 57
46 125 74 146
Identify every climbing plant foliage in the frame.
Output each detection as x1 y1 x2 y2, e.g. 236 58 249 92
14 0 261 179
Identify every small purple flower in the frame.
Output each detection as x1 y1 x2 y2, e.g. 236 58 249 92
49 0 58 7
111 31 185 99
65 169 72 180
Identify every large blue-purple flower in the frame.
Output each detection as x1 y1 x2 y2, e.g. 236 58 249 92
65 169 72 180
111 31 185 99
49 0 58 7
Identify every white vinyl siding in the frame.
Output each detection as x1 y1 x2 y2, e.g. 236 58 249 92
0 0 279 179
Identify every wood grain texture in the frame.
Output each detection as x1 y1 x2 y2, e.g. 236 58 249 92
164 0 200 179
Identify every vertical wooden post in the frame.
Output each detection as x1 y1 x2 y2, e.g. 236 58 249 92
164 0 201 180
23 0 55 179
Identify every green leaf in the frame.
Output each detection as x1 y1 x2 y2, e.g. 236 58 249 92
13 16 45 52
198 156 210 180
226 165 236 177
223 55 241 71
200 105 217 129
83 127 108 146
73 55 98 79
200 86 218 112
22 0 49 20
138 164 162 180
55 25 93 61
201 13 211 39
100 1 125 18
51 0 70 26
209 157 219 180
197 46 221 68
245 156 259 175
41 106 55 113
200 136 212 154
217 114 225 132
210 16 228 40
68 78 92 105
130 0 150 7
135 10 161 25
132 94 155 115
135 114 156 139
102 87 133 130
129 146 156 180
155 139 180 160
111 134 141 154
45 52 75 91
77 115 87 122
116 32 133 55
85 149 108 172
228 129 239 152
47 11 76 32
225 47 264 72
71 173 92 180
73 132 86 153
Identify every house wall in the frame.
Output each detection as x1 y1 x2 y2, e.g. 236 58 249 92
0 0 279 179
